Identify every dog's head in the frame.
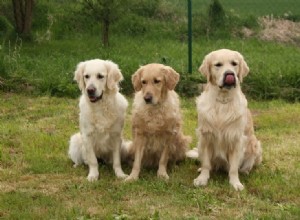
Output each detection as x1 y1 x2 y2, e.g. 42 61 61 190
74 59 123 103
199 49 249 90
132 63 180 105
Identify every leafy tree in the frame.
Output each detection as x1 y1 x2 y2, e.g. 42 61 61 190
82 0 128 47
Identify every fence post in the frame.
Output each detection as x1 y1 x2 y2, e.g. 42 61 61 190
187 0 192 74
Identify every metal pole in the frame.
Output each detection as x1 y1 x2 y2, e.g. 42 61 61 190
187 0 192 74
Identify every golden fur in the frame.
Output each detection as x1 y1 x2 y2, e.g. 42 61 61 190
192 49 262 191
68 59 128 181
125 63 191 181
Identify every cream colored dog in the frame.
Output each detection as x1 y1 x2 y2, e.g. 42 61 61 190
68 59 128 181
191 49 262 191
125 63 191 181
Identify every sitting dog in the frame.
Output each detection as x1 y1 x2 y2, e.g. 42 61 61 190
68 59 128 181
191 49 262 191
125 63 191 181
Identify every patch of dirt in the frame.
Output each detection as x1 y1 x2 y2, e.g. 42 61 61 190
0 174 73 196
258 16 300 45
241 27 255 38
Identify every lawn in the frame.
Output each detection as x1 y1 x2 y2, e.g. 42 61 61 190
190 0 300 16
0 93 299 219
1 0 300 218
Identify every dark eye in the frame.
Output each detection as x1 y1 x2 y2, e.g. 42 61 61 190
84 75 90 79
142 80 147 84
215 63 223 67
231 61 238 66
154 79 161 84
97 74 104 79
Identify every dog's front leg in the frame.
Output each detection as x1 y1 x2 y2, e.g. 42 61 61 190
111 134 128 179
228 143 244 191
194 136 213 187
82 135 99 182
157 146 169 180
125 136 145 182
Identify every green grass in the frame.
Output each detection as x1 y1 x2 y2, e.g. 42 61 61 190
2 36 300 100
190 0 300 17
0 1 299 218
153 0 300 17
0 93 299 219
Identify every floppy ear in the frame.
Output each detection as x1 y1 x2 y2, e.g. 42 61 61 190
163 66 180 90
132 66 143 91
198 54 210 79
236 52 249 82
74 62 86 91
105 60 123 90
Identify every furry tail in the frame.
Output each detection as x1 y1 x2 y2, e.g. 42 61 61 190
120 140 133 163
185 147 199 159
255 141 263 165
68 133 84 167
240 139 262 174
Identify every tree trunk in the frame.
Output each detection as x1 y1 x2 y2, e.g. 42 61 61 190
12 0 23 33
102 19 109 47
12 0 34 36
23 0 33 35
102 0 110 47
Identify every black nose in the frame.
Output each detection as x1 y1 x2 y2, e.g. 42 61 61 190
144 93 153 104
87 87 96 96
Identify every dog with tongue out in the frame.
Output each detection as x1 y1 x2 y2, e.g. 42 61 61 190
223 71 236 89
188 49 262 191
200 49 246 93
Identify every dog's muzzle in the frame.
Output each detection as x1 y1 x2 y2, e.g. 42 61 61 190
87 86 103 103
144 93 153 104
221 71 236 89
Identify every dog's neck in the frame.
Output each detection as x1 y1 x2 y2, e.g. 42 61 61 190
211 85 238 104
216 94 233 104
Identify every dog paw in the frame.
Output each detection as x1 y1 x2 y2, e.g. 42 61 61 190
157 170 169 180
230 180 244 191
124 175 138 182
87 169 99 182
87 174 99 182
193 175 208 187
116 172 128 179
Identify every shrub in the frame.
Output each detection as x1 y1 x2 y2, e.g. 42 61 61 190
114 14 147 36
208 0 226 30
131 0 161 17
0 45 5 79
176 73 204 97
0 16 14 43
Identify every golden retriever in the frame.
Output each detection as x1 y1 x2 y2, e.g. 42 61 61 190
68 59 128 181
192 49 262 191
124 63 191 181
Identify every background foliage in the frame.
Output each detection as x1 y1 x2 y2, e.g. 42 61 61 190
0 0 300 100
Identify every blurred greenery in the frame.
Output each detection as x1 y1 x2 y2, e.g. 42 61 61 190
0 0 300 100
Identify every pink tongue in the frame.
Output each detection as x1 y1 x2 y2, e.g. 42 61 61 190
225 74 235 84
